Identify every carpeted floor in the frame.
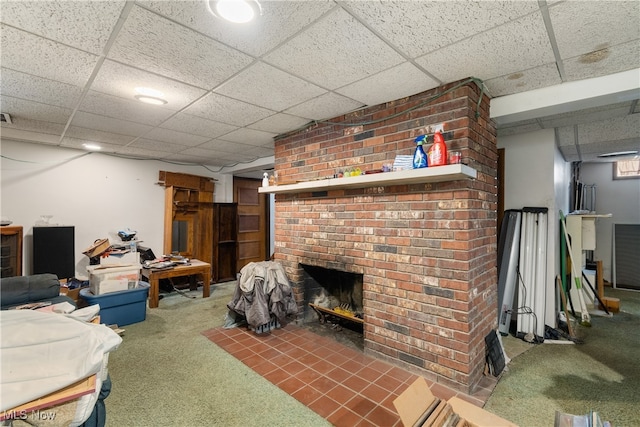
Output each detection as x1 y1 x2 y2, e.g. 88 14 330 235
485 287 640 426
105 282 329 426
105 281 638 426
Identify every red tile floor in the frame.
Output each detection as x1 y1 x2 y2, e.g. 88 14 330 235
202 324 498 427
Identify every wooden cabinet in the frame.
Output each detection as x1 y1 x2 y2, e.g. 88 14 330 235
1 226 23 277
159 171 214 277
212 203 238 283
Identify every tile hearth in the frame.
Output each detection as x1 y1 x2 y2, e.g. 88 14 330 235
203 324 496 427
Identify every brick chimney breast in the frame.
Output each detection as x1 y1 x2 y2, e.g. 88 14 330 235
272 78 497 395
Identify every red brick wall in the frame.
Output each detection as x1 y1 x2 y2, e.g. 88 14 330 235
273 78 497 394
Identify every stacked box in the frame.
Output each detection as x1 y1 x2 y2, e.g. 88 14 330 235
80 282 149 326
87 264 140 295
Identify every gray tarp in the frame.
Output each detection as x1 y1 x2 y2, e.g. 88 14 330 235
227 261 297 329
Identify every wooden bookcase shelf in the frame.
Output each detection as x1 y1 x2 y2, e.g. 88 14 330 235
258 164 477 194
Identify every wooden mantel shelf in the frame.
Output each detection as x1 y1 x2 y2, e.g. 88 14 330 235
258 164 477 194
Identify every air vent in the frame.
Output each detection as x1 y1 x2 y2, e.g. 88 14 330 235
0 113 12 124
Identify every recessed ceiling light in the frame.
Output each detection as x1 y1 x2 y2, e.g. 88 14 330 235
135 87 165 98
134 87 167 105
83 143 101 151
207 0 262 23
134 95 168 105
597 150 638 158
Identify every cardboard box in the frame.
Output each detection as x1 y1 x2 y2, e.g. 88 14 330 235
87 265 140 295
80 282 149 326
100 251 140 266
83 238 110 258
393 377 518 427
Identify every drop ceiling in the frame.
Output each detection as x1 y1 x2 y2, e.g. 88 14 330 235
1 0 638 171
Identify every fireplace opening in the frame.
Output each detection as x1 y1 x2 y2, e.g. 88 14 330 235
300 263 364 349
300 264 363 323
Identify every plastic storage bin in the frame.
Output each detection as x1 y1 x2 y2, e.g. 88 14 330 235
80 281 149 326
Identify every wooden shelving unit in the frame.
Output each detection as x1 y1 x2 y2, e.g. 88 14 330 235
258 164 477 194
1 225 23 277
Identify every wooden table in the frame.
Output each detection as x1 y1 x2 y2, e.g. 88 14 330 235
141 259 211 308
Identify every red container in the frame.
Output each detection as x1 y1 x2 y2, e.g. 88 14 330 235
428 131 448 166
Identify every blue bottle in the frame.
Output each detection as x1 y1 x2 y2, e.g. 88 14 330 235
413 135 428 168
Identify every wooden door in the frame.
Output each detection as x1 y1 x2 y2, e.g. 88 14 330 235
234 177 268 271
212 203 238 282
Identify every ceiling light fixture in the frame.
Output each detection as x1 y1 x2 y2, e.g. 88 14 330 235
134 95 168 105
597 150 638 158
83 143 102 151
134 87 168 105
207 0 262 23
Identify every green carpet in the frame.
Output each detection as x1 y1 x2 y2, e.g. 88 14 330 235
484 288 640 426
105 281 329 427
107 282 638 426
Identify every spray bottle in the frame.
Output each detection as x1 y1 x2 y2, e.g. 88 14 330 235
428 130 448 167
413 135 428 169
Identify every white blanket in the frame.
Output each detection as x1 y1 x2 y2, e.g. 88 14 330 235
0 309 122 419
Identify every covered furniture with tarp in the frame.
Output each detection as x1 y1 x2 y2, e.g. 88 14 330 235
226 261 297 333
0 309 122 426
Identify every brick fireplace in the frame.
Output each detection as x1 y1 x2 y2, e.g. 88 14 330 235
271 78 497 394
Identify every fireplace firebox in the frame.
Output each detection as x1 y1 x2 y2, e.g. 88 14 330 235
301 263 364 324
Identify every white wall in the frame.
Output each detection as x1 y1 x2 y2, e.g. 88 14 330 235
1 140 234 278
498 128 570 327
579 162 640 282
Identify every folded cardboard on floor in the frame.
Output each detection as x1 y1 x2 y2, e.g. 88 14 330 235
393 377 518 427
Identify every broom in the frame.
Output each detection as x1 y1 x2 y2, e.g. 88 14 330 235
559 211 591 327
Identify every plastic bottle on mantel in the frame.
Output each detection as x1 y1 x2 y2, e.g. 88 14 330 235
428 130 448 166
412 135 428 169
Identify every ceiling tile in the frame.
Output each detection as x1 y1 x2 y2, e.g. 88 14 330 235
128 138 190 154
107 5 254 89
142 127 210 147
59 138 124 153
162 151 226 166
184 93 275 127
78 91 176 127
249 146 275 158
218 151 266 163
284 92 363 121
138 0 335 57
496 119 542 137
1 68 83 109
112 145 168 159
216 61 327 111
0 96 72 125
550 1 640 59
197 140 257 153
90 60 207 110
577 115 640 144
0 1 126 55
344 0 539 58
541 103 634 128
416 13 555 83
178 146 222 159
263 8 405 90
335 62 439 106
0 126 61 145
71 111 153 137
248 113 310 135
484 63 562 97
218 127 276 146
64 126 136 146
556 126 577 148
0 24 99 86
562 40 640 82
0 118 65 137
160 113 238 138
